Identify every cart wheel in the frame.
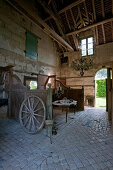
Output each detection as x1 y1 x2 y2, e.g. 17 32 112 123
19 96 46 134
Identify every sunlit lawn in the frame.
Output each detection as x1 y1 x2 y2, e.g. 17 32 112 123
96 97 106 107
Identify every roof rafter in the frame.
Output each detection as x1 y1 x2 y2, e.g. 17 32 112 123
6 0 74 51
83 1 89 23
92 0 96 21
65 11 71 30
101 0 105 18
44 0 85 22
37 0 65 38
66 17 113 36
112 0 113 15
102 24 106 43
78 6 84 26
72 35 79 50
95 26 99 45
70 9 77 29
111 22 113 41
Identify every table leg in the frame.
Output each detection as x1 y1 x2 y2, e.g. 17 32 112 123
66 107 68 123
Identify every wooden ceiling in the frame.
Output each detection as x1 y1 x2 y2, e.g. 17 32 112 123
36 0 113 53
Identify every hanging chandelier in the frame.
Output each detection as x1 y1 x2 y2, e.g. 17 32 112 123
71 56 94 76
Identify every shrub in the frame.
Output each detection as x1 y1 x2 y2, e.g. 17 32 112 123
96 80 106 97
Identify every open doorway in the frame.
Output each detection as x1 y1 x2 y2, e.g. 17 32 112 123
95 69 107 107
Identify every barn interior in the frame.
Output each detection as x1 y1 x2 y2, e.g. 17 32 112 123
0 0 113 169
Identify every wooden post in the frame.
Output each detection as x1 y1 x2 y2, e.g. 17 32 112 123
112 63 113 124
47 83 52 120
8 68 13 118
107 68 111 119
46 83 53 143
82 86 84 110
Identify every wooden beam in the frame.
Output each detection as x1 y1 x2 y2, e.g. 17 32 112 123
48 0 52 5
83 1 89 23
44 0 85 21
111 21 113 41
78 6 84 26
101 0 105 18
70 9 77 29
59 0 85 14
107 68 111 118
66 17 113 36
50 0 70 44
72 35 79 50
6 0 74 51
0 65 14 71
37 0 65 38
95 26 99 45
112 62 113 123
48 20 66 51
92 0 96 21
102 24 106 43
112 0 113 15
65 11 71 30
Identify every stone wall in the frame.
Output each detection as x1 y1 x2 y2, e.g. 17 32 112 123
0 0 57 83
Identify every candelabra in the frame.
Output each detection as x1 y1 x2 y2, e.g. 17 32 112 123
71 57 93 76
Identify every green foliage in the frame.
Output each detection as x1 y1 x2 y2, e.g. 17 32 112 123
96 80 106 97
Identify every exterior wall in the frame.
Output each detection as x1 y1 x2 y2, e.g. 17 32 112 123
57 43 113 106
0 0 57 83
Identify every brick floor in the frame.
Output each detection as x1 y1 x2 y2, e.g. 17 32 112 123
0 107 113 170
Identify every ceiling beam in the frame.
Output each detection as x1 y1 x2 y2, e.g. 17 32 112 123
48 0 52 5
66 17 113 36
70 9 77 29
6 0 74 51
65 11 71 30
92 0 96 21
101 0 105 18
58 0 85 14
95 26 99 45
102 24 106 43
78 6 84 26
83 1 89 23
44 0 85 22
72 35 79 50
111 22 113 41
112 0 113 15
37 0 65 38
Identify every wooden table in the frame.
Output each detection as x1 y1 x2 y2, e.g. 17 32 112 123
52 99 77 122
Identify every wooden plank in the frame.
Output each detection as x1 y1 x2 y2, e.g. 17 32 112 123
66 17 113 36
102 24 106 43
44 0 85 21
6 0 74 51
92 0 96 21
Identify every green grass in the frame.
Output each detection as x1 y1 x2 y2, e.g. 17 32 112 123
96 97 106 107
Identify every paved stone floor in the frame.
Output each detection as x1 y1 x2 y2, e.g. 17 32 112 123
0 107 113 170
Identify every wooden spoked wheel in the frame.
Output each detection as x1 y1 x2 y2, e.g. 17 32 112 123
19 96 46 134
